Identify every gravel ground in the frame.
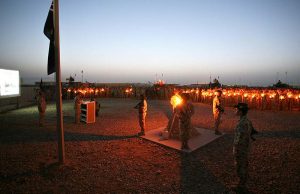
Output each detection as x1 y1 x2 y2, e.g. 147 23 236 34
0 98 299 193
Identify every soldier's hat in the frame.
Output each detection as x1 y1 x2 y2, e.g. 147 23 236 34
234 103 249 111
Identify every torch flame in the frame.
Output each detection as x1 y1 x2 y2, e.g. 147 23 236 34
170 94 183 109
287 93 293 98
279 95 285 100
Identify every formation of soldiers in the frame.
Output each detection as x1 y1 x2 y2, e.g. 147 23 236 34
72 89 255 192
65 86 300 112
37 88 256 192
188 88 300 111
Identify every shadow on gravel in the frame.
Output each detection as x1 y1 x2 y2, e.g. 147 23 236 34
64 132 138 142
258 130 300 139
180 153 230 193
177 134 234 193
0 161 74 186
0 128 138 144
0 170 36 183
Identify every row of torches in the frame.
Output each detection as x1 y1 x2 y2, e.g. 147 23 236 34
66 87 300 100
67 87 133 95
66 87 300 111
176 88 300 111
187 88 300 100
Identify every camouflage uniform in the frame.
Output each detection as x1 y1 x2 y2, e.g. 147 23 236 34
95 101 100 117
233 115 254 189
213 95 223 134
37 91 47 127
178 102 194 149
74 93 83 124
135 98 147 134
91 98 100 117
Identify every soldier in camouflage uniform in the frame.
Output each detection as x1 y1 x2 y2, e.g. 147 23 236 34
213 90 224 135
233 103 255 192
90 97 100 117
177 93 194 150
74 92 83 124
135 94 147 136
36 90 47 127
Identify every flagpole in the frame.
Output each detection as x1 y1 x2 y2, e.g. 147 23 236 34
53 0 65 164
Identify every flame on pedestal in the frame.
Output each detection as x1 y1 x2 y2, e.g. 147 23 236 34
170 94 183 109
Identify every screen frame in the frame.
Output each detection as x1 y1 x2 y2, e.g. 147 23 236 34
0 68 21 99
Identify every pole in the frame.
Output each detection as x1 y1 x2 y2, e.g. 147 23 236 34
54 0 65 164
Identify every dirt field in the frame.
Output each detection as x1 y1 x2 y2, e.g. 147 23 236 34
0 98 299 193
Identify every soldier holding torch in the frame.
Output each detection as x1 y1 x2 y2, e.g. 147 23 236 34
177 93 194 150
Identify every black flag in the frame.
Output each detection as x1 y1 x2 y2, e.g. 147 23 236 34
44 1 55 75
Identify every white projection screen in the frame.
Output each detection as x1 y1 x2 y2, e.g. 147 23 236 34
0 69 20 98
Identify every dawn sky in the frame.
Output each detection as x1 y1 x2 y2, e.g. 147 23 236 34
0 0 299 86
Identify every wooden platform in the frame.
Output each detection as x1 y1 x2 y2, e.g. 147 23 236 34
141 127 224 153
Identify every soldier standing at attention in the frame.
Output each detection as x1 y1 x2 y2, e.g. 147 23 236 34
134 94 147 136
37 90 47 127
90 97 100 117
74 92 83 124
233 103 255 193
95 100 101 117
213 89 224 135
177 93 194 150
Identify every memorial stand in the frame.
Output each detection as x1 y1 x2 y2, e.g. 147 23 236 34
80 101 95 123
